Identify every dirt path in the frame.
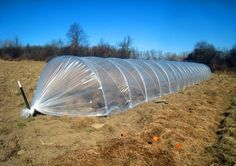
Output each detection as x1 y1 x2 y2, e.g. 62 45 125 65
208 98 236 165
0 60 235 166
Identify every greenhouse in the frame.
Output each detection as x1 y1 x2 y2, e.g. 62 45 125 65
23 56 211 117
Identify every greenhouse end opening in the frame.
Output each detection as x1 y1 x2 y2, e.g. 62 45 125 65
22 55 211 118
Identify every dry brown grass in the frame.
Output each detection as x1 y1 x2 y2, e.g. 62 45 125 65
47 138 175 166
0 60 235 166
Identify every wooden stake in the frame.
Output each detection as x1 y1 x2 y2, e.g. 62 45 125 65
17 80 30 109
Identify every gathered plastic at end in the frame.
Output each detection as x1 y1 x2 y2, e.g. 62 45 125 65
21 108 35 119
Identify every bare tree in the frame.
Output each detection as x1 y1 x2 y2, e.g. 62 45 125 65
164 52 178 61
0 36 21 58
66 23 88 54
50 39 64 49
118 35 133 58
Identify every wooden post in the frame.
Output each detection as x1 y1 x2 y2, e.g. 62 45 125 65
17 80 30 109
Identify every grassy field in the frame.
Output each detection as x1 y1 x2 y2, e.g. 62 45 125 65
0 60 235 166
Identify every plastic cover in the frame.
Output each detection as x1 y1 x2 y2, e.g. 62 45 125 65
29 56 211 117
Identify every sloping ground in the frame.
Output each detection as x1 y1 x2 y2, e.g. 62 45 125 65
0 60 235 166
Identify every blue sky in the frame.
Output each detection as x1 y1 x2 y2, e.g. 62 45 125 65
0 0 236 53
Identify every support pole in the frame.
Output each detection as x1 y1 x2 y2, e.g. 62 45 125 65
17 80 30 109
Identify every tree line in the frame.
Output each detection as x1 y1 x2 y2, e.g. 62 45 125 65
0 23 138 61
0 22 235 71
185 41 236 71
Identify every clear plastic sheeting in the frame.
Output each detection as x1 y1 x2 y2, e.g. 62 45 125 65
30 56 211 117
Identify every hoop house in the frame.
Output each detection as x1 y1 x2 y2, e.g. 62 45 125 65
27 56 211 117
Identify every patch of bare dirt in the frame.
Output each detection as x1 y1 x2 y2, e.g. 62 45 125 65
0 60 235 166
